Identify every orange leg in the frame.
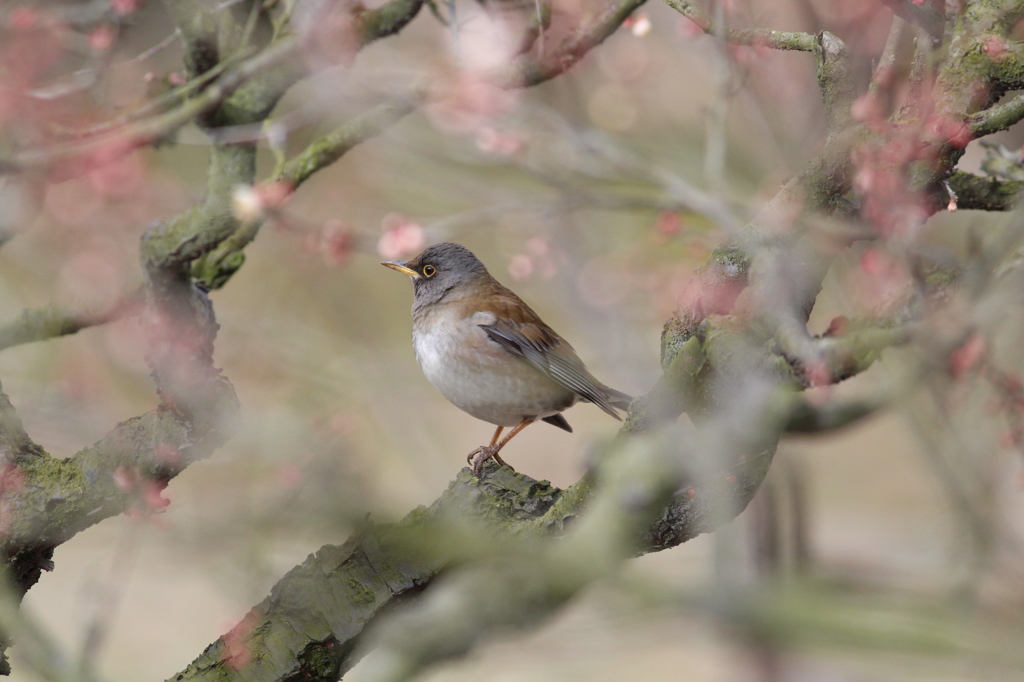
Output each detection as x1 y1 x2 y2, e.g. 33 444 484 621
468 425 512 466
489 426 511 468
468 418 534 476
467 426 505 465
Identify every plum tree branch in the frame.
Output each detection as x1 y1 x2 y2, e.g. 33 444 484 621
493 0 649 87
168 297 913 682
947 170 1024 211
1 39 301 175
0 293 142 353
878 0 944 41
661 0 817 51
4 0 1021 679
968 92 1024 138
273 99 421 189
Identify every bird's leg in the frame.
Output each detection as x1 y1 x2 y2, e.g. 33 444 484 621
488 426 512 469
466 426 504 466
466 425 509 466
469 418 533 476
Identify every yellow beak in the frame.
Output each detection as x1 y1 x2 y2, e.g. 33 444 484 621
381 260 420 278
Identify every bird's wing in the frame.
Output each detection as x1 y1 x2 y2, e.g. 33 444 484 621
476 297 627 420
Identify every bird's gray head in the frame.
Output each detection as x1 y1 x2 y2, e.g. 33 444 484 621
381 242 490 306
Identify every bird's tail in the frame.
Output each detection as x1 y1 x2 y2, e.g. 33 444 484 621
605 386 634 411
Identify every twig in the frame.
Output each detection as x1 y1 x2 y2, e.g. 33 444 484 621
1 39 300 173
968 92 1024 138
493 0 648 88
0 292 142 352
662 0 817 52
868 15 908 95
273 98 421 188
27 32 181 101
704 0 729 191
878 0 944 42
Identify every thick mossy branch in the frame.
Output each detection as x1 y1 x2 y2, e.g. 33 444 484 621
0 385 45 471
175 307 893 682
1 0 435 675
171 446 774 682
1 396 235 560
166 4 1024 677
169 468 563 682
354 439 685 682
816 32 856 134
947 170 1024 211
143 144 257 274
661 0 817 51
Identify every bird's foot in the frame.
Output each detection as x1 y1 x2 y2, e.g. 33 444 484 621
467 446 515 477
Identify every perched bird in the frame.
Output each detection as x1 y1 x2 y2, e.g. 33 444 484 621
382 242 632 476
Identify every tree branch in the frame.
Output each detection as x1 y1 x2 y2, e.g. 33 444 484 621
968 92 1024 138
274 99 421 189
878 0 944 42
3 40 301 175
2 0 429 176
170 418 777 682
946 170 1024 211
0 293 142 353
661 0 817 51
172 298 889 682
493 0 648 88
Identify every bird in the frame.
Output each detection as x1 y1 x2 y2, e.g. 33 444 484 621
382 242 633 476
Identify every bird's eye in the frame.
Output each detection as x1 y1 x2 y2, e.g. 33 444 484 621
423 265 437 277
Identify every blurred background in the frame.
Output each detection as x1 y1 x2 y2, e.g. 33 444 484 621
2 0 1023 680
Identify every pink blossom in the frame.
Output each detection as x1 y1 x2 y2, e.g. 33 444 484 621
377 215 425 259
329 411 358 436
622 13 652 37
677 17 704 38
89 25 116 52
87 148 146 198
850 93 885 127
655 210 683 237
8 7 37 29
983 35 1008 61
475 127 525 156
256 180 293 208
526 237 549 257
950 333 986 379
275 462 302 490
508 253 533 281
141 479 170 511
849 249 912 317
427 73 517 136
320 219 353 266
110 0 141 16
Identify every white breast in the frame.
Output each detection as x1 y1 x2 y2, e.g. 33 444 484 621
412 307 576 427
